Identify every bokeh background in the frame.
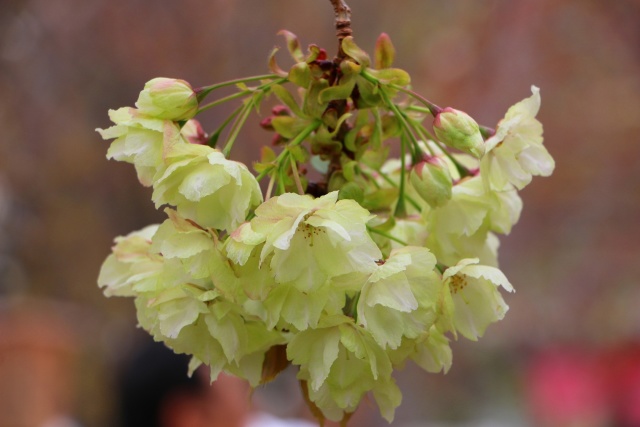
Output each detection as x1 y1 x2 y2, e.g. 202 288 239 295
1 0 639 426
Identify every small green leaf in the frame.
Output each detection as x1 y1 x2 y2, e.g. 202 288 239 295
374 33 396 69
340 59 362 76
338 182 364 203
288 62 312 88
271 116 306 139
289 145 309 163
343 160 358 181
328 171 347 192
303 79 330 118
361 188 399 211
356 77 383 108
329 112 353 137
318 74 356 104
341 36 370 68
367 68 411 86
261 146 276 163
360 146 390 170
271 84 305 117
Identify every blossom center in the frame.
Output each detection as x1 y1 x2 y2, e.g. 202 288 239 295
296 215 325 247
449 275 468 294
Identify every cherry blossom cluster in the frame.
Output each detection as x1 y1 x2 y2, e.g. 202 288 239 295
97 32 553 424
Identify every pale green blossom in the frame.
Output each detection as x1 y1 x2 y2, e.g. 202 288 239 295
288 316 401 423
98 224 162 297
96 107 184 186
424 176 521 265
439 258 514 341
153 143 262 231
480 86 555 191
241 192 382 292
356 246 441 349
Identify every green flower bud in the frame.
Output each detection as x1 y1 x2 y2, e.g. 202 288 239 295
433 108 485 158
136 78 198 121
410 156 453 208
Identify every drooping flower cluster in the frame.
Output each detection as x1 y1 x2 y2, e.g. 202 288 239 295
97 32 553 425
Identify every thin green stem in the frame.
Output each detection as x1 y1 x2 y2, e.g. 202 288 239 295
196 74 280 102
378 88 422 164
277 166 286 195
222 100 253 157
265 171 276 200
367 225 409 246
405 117 436 156
289 153 305 195
394 133 408 218
198 77 286 114
207 104 243 148
406 117 471 177
255 120 321 182
388 83 442 115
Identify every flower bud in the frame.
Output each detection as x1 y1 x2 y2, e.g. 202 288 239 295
136 78 198 121
180 119 207 145
410 156 453 208
433 108 485 158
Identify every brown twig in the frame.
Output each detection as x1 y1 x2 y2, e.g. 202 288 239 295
329 0 352 60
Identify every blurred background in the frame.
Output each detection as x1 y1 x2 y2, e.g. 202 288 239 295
1 0 639 426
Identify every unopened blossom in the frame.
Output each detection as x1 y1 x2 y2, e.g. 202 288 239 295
409 156 453 208
480 86 555 191
136 77 199 121
433 108 485 158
